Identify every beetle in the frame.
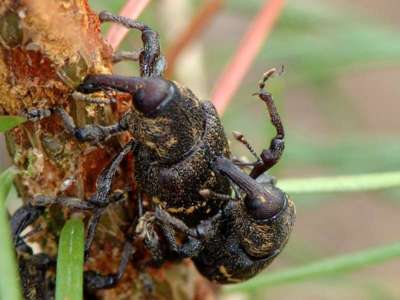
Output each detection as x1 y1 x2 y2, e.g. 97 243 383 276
10 217 55 300
11 11 295 290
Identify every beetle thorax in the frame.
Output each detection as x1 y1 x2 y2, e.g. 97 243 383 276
129 84 205 163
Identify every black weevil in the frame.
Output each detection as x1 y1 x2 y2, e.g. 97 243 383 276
11 11 295 290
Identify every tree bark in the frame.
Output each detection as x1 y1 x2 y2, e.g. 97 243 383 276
0 1 215 299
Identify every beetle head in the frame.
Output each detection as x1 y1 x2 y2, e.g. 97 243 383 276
239 186 295 260
205 157 295 283
221 188 294 283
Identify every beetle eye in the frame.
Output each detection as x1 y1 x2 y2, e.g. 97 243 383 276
245 187 287 221
85 83 95 90
132 79 174 114
77 81 97 93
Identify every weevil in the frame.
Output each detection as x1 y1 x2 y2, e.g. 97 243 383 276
11 11 295 290
10 218 55 300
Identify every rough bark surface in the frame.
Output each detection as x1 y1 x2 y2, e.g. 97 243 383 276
0 1 215 299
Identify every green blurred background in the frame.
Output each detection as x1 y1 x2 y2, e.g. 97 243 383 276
4 0 400 299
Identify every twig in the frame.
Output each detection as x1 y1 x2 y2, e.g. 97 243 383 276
211 0 285 115
165 0 225 78
106 0 152 49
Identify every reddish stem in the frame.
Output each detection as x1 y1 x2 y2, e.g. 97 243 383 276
211 0 285 115
165 0 225 78
105 0 152 49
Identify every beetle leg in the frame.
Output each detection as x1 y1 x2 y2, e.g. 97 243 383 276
30 195 95 210
88 140 136 207
84 242 135 290
160 212 223 259
22 108 52 122
84 217 138 291
12 191 129 259
11 204 44 250
135 209 197 264
55 107 129 143
160 223 202 260
138 207 222 262
112 50 140 64
154 207 197 237
153 209 202 259
136 211 166 266
153 208 224 259
85 140 135 255
84 209 103 259
83 187 132 256
84 141 136 255
249 68 285 179
99 11 166 77
11 196 97 255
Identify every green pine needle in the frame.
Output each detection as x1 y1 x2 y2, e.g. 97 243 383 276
278 171 400 194
0 116 26 132
224 242 400 293
55 217 85 300
0 167 22 300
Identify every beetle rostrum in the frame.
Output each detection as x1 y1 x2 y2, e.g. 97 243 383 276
11 11 295 292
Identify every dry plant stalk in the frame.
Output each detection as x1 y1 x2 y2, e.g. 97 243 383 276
0 1 212 299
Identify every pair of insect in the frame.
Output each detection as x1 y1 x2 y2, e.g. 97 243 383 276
11 11 295 295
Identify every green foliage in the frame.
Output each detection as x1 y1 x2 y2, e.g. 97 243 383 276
0 116 25 132
264 4 400 84
0 168 22 300
279 171 400 194
55 218 85 300
224 242 400 293
284 137 400 174
208 2 400 87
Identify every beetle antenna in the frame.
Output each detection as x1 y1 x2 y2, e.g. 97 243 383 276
232 131 260 162
72 91 116 105
199 189 237 201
